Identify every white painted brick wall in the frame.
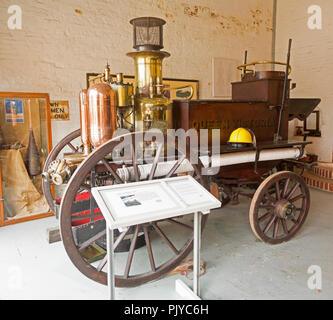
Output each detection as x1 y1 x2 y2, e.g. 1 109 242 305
0 0 273 146
275 0 333 162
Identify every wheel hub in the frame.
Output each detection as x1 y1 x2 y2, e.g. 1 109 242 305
275 200 296 220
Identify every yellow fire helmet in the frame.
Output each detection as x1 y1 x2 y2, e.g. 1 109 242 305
228 127 254 148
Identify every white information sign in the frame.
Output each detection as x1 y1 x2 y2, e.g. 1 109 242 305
92 175 221 230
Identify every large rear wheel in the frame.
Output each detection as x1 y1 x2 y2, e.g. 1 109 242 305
60 132 208 287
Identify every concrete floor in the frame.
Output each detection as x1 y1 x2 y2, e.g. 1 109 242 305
0 188 332 300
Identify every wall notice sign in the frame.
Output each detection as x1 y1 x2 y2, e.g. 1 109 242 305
50 100 70 120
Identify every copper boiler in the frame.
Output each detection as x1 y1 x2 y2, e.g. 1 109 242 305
86 83 117 148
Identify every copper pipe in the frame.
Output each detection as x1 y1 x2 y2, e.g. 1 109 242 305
87 83 117 148
79 89 91 154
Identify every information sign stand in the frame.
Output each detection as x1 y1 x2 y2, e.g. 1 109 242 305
92 175 221 300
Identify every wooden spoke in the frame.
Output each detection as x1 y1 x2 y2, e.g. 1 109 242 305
291 218 299 225
131 135 140 182
165 154 186 178
124 225 140 278
102 158 124 184
263 215 277 234
148 142 164 180
97 227 131 272
67 142 78 152
78 230 106 251
289 194 305 203
273 218 280 238
282 178 290 198
259 204 275 209
281 219 289 235
167 218 193 230
113 227 131 249
258 211 273 223
143 225 156 272
286 182 300 200
275 182 281 200
152 222 179 255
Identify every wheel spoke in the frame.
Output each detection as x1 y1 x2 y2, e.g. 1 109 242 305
273 218 280 238
259 204 275 209
289 194 305 203
67 142 77 152
152 222 179 255
165 154 186 178
286 182 300 200
282 178 290 198
102 159 124 184
78 230 106 251
263 215 277 234
291 218 299 225
131 135 140 182
258 210 273 222
281 219 289 235
148 142 164 180
143 225 156 272
124 225 140 278
96 227 131 272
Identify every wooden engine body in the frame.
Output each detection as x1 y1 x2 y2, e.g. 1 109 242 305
172 71 318 180
172 99 288 179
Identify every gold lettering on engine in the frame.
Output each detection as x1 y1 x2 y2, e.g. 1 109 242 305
192 119 275 130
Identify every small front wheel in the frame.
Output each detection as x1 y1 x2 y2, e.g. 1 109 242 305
249 171 310 244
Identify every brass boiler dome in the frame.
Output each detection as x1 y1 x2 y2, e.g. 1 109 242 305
127 17 172 133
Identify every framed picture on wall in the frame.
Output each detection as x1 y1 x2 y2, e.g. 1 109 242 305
0 92 53 227
86 73 199 100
